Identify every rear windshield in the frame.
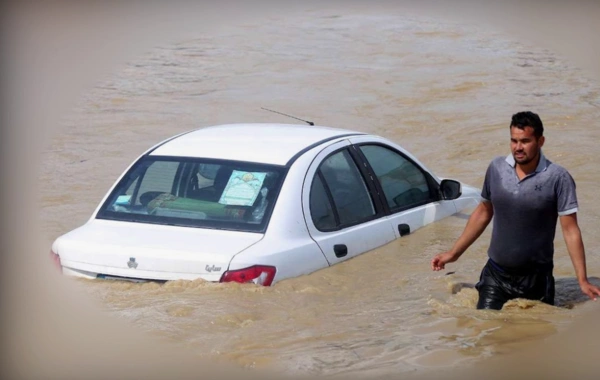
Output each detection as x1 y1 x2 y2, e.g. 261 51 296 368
96 156 286 232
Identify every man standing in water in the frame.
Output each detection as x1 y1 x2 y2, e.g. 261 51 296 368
431 111 600 310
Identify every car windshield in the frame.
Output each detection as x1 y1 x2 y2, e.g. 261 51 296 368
96 156 286 232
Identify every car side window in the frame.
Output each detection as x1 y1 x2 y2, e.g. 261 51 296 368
311 149 376 229
359 144 433 211
309 175 337 230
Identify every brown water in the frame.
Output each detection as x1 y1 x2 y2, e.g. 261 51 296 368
39 9 600 377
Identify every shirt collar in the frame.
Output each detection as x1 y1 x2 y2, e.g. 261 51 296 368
505 150 548 173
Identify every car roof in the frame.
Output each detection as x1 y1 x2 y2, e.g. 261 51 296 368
149 123 365 165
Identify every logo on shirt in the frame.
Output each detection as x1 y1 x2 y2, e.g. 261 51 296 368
534 185 543 191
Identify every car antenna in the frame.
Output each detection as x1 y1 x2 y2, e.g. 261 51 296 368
261 107 314 126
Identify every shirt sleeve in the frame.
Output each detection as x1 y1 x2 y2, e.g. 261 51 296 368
557 171 578 215
480 161 494 201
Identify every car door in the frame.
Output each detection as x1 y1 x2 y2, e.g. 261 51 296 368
302 140 396 265
348 136 458 239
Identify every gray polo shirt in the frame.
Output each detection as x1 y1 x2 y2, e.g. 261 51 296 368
481 152 578 268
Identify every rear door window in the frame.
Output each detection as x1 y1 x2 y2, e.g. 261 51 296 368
309 174 337 231
310 149 376 229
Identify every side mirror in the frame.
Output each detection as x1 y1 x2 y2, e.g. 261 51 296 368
440 179 462 200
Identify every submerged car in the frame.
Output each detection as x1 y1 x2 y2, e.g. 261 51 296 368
51 123 481 286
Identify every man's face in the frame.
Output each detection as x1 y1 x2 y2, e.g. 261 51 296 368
510 126 545 165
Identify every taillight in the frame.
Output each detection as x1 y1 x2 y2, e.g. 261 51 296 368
220 265 276 286
50 250 62 273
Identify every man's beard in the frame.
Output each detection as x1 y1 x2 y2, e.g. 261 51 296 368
513 150 538 165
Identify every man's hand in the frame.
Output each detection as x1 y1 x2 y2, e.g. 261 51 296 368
431 251 458 271
559 213 598 301
579 280 600 301
430 202 493 272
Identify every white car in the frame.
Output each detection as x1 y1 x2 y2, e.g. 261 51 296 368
51 123 481 286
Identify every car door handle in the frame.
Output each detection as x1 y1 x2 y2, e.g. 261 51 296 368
398 224 410 237
334 244 348 258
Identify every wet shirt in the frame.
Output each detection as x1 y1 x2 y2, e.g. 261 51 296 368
481 153 578 268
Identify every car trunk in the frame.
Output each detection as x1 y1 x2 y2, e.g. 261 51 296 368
53 219 264 282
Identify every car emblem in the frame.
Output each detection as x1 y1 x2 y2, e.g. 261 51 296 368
205 264 221 273
127 257 138 269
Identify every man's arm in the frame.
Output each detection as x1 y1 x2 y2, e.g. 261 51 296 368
431 200 494 271
559 213 600 300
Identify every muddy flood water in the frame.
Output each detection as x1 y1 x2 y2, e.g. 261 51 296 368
38 8 600 378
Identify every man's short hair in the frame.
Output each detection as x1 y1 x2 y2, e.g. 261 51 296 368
510 111 544 138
